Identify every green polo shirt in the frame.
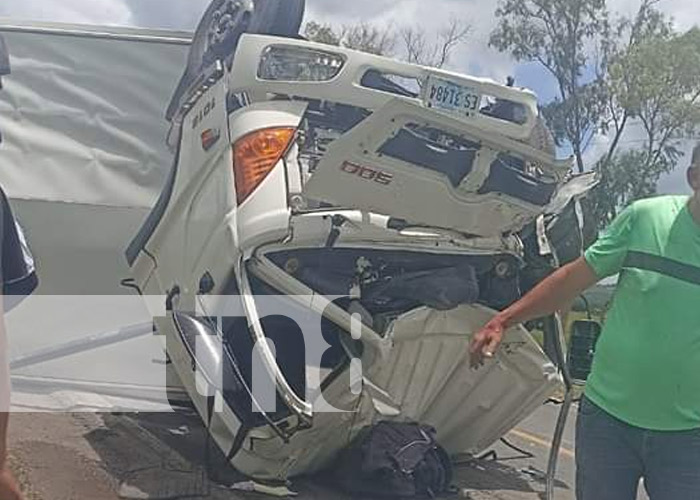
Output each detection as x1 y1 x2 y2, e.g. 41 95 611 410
584 195 700 431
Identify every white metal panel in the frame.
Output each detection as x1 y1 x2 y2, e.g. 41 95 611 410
0 22 191 208
225 304 561 479
303 99 571 237
230 34 540 140
228 101 308 253
366 305 562 455
0 23 191 395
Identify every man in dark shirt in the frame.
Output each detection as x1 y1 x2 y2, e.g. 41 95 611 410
0 33 39 500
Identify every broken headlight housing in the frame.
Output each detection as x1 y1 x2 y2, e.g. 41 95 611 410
258 45 345 82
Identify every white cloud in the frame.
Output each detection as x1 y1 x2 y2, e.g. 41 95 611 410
305 0 517 82
0 0 697 195
658 168 691 195
0 0 132 25
582 122 696 195
124 0 209 30
607 0 699 30
1 0 697 83
1 0 697 37
658 142 694 195
305 0 397 21
303 0 700 95
665 0 700 30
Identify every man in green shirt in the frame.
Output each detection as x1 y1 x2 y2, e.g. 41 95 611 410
470 144 700 500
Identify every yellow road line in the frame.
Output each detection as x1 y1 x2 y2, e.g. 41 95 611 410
509 429 575 459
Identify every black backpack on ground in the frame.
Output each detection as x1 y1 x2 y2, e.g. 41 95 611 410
333 421 453 498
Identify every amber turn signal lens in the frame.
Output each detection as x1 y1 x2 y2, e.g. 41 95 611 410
233 127 296 205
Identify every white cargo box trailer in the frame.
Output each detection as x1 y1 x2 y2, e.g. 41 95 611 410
0 20 192 406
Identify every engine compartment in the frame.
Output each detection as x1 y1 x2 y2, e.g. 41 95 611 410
265 248 522 323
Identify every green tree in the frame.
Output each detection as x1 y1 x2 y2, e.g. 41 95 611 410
303 21 341 46
490 0 700 227
490 0 608 174
594 23 700 222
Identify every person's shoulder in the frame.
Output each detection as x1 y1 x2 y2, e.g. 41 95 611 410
629 195 687 215
626 196 688 231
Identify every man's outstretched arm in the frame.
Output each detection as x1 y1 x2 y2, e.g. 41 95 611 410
469 257 600 366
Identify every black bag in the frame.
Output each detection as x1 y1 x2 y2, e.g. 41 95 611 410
334 421 453 498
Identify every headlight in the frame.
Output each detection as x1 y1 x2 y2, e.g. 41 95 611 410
258 45 345 82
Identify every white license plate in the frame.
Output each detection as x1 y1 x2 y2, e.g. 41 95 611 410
423 76 482 118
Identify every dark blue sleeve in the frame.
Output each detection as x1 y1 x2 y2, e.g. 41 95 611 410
0 186 38 310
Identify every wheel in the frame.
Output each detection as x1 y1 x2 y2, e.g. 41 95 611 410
166 0 306 121
248 0 306 37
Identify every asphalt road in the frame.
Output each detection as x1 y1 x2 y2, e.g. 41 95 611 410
4 401 648 500
504 403 649 500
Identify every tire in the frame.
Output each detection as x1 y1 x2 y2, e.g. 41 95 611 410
248 0 306 37
166 0 306 121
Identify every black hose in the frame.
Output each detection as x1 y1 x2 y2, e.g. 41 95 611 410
500 437 535 459
475 438 536 462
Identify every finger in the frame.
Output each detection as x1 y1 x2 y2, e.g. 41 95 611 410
482 336 501 358
469 338 482 355
469 330 488 354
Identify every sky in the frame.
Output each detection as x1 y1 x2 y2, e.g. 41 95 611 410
0 0 698 193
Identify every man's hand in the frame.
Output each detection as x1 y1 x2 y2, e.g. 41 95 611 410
469 315 507 368
468 258 599 368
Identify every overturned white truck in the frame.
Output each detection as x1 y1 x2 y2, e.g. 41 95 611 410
124 0 597 482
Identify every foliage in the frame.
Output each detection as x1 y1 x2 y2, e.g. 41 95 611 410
594 24 700 222
304 19 470 69
400 20 472 68
303 21 342 47
491 0 700 227
490 0 608 174
304 21 397 56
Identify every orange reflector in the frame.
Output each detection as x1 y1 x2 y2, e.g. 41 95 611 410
233 127 296 205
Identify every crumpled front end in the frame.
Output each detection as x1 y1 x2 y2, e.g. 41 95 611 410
228 300 560 480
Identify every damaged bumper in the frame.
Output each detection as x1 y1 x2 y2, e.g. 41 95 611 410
215 216 562 480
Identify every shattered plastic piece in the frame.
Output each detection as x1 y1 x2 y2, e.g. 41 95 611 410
520 466 547 482
118 484 149 500
230 481 256 492
536 215 553 256
167 425 190 436
230 481 299 497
